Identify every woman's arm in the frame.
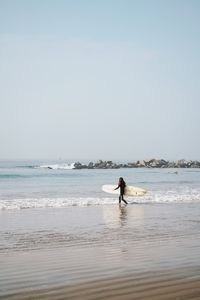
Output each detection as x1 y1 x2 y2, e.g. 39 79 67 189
114 185 120 190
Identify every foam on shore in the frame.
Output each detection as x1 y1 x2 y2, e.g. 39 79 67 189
1 190 200 210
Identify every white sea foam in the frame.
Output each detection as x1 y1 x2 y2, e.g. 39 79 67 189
0 197 116 210
38 163 75 170
1 191 200 210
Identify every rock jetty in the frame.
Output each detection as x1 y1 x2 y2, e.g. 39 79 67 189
73 159 200 169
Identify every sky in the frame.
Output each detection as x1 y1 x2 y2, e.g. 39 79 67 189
0 0 200 161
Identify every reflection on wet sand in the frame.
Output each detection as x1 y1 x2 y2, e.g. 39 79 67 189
118 205 127 226
1 205 200 300
102 205 144 229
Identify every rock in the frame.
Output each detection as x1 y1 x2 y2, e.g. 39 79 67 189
137 160 146 167
111 163 120 169
191 161 200 168
167 162 176 168
88 162 94 169
160 159 168 165
74 162 83 169
174 159 190 168
150 162 158 168
74 162 88 169
95 160 103 165
94 160 104 168
178 159 186 167
127 162 137 168
73 159 200 169
146 159 165 168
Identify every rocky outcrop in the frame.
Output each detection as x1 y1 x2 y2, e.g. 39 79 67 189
73 159 200 169
191 161 200 168
93 160 117 169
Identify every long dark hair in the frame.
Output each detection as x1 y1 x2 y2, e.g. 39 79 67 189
119 177 126 186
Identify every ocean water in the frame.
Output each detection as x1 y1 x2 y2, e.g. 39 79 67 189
1 160 200 298
1 160 200 210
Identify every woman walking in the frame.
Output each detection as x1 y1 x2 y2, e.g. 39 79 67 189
114 177 128 205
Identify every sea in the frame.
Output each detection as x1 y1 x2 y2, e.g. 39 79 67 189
0 160 200 298
1 160 200 210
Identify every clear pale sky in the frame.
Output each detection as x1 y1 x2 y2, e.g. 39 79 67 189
0 0 200 161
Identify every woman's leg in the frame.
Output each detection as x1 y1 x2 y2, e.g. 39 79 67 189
122 194 128 204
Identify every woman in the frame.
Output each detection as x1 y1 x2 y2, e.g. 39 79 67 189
114 177 128 205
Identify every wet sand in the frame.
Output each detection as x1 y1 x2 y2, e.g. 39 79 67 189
2 267 200 300
0 204 200 299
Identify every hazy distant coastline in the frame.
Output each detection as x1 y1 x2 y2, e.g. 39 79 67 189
73 159 200 169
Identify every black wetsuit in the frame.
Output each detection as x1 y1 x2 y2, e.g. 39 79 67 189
117 181 128 204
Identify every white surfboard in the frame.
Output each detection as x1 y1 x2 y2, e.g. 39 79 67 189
102 185 147 197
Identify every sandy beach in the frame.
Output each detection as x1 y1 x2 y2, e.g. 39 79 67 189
1 0 200 297
2 268 200 300
1 204 200 299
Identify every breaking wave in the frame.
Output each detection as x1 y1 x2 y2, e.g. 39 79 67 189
16 163 76 170
0 197 116 210
37 163 76 170
1 191 200 210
